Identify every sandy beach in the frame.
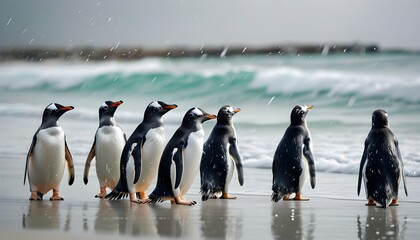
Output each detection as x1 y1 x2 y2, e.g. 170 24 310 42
0 154 419 239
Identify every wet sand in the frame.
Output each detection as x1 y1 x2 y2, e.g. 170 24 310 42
0 157 419 240
1 192 420 239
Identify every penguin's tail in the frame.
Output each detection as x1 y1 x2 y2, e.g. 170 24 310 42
104 180 129 200
200 181 222 201
374 184 394 209
271 183 286 202
148 191 172 203
200 181 212 201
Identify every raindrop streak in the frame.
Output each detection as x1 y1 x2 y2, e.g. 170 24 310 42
220 47 228 58
6 18 12 26
268 96 275 106
115 42 120 50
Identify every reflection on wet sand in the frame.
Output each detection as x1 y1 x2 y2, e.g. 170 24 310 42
22 201 62 230
357 206 407 240
271 201 315 240
93 200 157 237
200 200 243 239
150 203 199 238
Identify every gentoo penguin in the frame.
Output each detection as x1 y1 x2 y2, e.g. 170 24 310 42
357 109 408 208
148 107 217 206
83 100 126 198
200 105 244 201
271 105 316 202
24 103 75 201
105 101 177 203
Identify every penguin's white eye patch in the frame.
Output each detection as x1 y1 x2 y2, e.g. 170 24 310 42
101 102 108 108
225 106 234 114
150 101 162 109
299 105 308 112
47 103 58 111
192 108 203 116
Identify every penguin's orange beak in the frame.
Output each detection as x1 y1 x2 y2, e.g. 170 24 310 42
164 104 178 109
111 100 123 107
307 105 314 110
234 108 241 113
206 114 217 120
60 106 74 112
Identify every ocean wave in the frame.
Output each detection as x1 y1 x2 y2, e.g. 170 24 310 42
241 153 420 177
1 54 420 104
251 66 420 103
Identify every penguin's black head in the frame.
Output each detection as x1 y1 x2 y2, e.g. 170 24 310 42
217 105 241 124
144 101 178 120
42 103 74 123
290 105 313 125
182 107 216 128
372 109 389 128
99 100 123 118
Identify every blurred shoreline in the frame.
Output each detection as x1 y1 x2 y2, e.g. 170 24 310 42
0 43 406 62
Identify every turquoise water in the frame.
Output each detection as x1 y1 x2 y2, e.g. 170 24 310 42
0 53 419 176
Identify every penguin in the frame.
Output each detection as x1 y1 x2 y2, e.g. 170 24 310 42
105 101 178 203
24 103 75 201
83 100 126 198
148 107 217 206
357 109 408 208
200 105 244 201
271 105 316 202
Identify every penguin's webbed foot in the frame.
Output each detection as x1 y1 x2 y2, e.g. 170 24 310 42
221 193 237 200
389 199 399 207
95 187 107 198
365 199 376 206
29 192 43 201
50 190 64 201
175 196 197 206
293 194 309 201
283 194 309 201
50 196 64 201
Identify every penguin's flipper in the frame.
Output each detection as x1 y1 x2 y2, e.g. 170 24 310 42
303 138 316 189
64 138 75 186
24 135 37 185
357 140 368 196
83 138 96 185
132 138 144 184
229 137 244 186
172 143 185 189
395 138 408 196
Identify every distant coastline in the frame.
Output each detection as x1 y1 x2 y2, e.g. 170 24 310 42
0 43 417 62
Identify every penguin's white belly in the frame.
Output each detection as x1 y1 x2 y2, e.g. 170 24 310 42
224 143 235 192
29 127 66 194
127 127 165 193
299 147 309 193
95 126 125 189
178 129 204 196
362 158 368 196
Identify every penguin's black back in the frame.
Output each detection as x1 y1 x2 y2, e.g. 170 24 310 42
200 123 233 194
365 127 400 201
272 124 307 193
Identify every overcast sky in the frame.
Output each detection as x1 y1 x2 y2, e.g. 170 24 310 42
1 0 420 50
